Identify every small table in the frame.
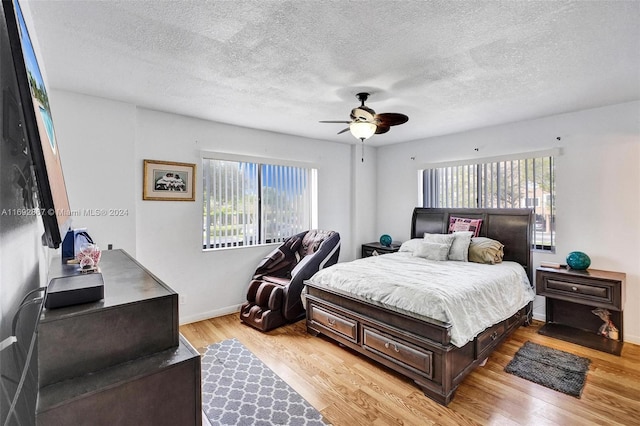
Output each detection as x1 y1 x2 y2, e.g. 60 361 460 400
361 242 401 258
536 266 626 355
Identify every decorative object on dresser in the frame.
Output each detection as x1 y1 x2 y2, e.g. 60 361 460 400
505 341 591 398
361 241 401 257
306 207 534 405
201 338 326 426
536 266 625 355
566 251 591 270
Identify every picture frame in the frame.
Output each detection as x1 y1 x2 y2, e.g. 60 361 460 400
143 159 196 201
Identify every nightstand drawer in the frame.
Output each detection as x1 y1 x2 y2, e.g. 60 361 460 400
361 242 400 258
363 247 385 257
537 272 619 309
546 279 608 299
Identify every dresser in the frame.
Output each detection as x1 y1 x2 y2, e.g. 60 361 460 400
37 250 202 425
536 266 626 355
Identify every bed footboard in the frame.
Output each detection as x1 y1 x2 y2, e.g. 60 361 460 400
305 284 530 405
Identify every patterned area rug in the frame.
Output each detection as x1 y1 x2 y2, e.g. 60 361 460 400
505 341 591 397
201 338 327 425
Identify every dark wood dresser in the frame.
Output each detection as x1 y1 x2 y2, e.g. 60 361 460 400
536 266 626 355
37 249 202 425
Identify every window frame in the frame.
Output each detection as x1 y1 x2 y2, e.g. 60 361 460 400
420 149 557 252
201 152 318 250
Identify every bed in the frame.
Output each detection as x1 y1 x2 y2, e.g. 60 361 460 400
304 207 535 405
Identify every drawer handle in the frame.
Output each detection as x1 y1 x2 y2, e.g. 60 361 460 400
384 342 400 352
490 331 499 341
572 286 578 292
327 318 336 327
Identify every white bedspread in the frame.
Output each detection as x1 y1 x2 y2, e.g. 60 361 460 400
306 252 535 347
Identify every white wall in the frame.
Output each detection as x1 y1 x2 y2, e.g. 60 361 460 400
134 108 355 323
51 91 137 255
377 101 640 344
350 143 378 259
51 91 362 324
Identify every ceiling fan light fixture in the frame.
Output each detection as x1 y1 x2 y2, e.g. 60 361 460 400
350 121 377 141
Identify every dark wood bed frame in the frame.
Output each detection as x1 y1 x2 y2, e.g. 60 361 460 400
305 207 534 405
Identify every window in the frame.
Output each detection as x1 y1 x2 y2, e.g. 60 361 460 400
422 155 555 250
202 158 316 249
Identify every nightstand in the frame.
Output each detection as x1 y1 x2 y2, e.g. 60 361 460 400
361 242 401 258
536 266 626 355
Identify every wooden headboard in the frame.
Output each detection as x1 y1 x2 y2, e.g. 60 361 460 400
411 207 534 282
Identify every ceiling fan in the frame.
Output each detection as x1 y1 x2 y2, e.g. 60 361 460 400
319 92 409 142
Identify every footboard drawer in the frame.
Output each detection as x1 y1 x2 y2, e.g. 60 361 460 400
363 327 433 378
475 321 506 359
309 304 358 343
506 307 525 330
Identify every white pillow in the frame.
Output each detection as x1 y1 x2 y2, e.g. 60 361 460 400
398 238 425 254
423 232 455 246
448 231 474 261
413 241 451 261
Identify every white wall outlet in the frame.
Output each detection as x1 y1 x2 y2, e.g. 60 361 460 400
179 295 186 305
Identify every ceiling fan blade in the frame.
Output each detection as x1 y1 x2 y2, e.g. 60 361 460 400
337 127 350 135
376 113 409 126
350 107 375 122
319 120 351 124
375 125 391 134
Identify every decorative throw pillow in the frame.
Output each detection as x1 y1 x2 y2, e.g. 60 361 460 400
398 238 425 255
423 232 461 261
413 241 451 261
448 217 483 237
468 237 504 264
447 231 474 262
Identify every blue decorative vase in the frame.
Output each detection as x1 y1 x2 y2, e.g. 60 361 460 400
379 234 392 247
566 251 591 270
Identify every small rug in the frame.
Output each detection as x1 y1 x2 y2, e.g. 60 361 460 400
505 341 591 397
201 338 327 426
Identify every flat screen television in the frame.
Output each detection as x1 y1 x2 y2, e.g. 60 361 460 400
3 0 71 248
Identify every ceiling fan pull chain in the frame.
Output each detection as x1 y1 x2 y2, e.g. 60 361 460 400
361 140 365 162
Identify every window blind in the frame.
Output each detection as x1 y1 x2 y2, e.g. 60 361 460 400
423 155 555 250
203 159 313 249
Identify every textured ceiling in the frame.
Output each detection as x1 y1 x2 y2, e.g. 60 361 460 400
25 0 640 146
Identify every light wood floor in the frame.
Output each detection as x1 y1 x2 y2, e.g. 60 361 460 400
181 315 640 426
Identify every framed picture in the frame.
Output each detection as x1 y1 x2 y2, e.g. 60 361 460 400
143 159 196 201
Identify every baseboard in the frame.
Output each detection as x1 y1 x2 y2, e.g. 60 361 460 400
532 312 545 322
179 304 242 325
625 335 640 346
